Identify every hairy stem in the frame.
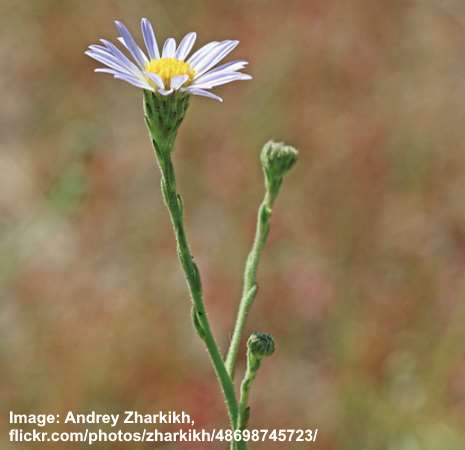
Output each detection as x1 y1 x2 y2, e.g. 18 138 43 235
225 191 274 378
149 134 244 446
238 354 260 430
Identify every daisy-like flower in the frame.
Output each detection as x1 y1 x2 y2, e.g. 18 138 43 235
85 18 252 102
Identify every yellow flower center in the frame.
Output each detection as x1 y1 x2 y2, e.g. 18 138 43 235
146 58 196 88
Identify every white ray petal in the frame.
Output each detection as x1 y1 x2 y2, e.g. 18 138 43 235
114 20 147 69
113 72 153 90
145 72 165 90
195 60 248 79
158 88 174 96
191 41 239 77
99 39 143 75
117 37 148 66
141 18 160 59
162 38 177 58
175 32 197 61
187 41 219 66
86 49 135 76
186 87 223 102
171 74 189 90
193 71 252 89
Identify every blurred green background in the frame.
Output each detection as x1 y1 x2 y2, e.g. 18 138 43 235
2 0 465 449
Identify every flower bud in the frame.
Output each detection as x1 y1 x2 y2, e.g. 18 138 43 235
260 140 298 181
247 332 275 360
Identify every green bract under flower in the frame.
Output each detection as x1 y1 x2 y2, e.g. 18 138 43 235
144 90 189 150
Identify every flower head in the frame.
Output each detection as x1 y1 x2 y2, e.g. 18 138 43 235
85 18 252 102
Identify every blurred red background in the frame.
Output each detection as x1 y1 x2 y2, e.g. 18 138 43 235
2 0 465 449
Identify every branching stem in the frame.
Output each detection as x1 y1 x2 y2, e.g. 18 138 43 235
225 191 275 378
146 122 246 450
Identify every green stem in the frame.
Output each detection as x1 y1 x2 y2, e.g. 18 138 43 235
238 353 260 430
225 191 275 378
148 134 244 445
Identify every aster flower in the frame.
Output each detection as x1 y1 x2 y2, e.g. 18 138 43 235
85 18 252 102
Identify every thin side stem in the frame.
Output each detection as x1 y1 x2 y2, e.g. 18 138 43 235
225 191 274 378
238 354 260 430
